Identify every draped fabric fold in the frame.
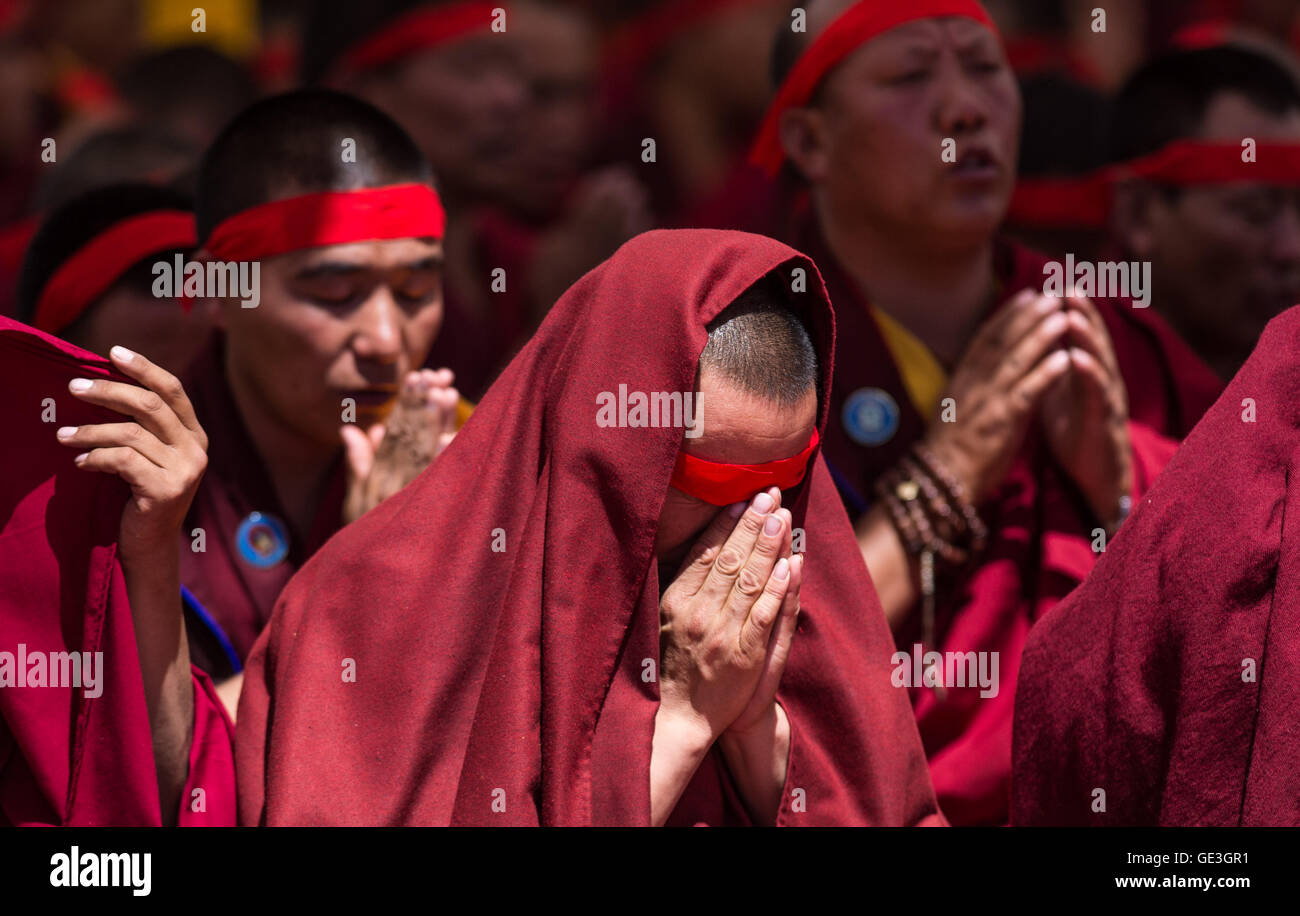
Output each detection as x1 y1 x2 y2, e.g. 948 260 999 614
798 223 1181 824
237 229 944 826
0 316 235 826
1013 305 1300 826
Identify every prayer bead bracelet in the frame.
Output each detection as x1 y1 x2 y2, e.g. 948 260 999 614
873 443 991 688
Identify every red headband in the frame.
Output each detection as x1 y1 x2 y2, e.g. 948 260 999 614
749 0 998 176
671 428 820 506
1008 140 1300 229
202 184 445 262
333 2 497 79
34 210 196 335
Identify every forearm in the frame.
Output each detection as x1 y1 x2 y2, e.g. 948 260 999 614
119 540 194 825
650 706 713 826
718 703 791 825
856 504 919 629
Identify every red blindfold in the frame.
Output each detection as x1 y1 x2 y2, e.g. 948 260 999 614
671 428 820 506
202 184 445 262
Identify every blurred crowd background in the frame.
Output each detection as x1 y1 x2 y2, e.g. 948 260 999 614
3 0 1300 396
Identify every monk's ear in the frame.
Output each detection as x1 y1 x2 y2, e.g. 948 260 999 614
1110 179 1164 259
780 106 830 183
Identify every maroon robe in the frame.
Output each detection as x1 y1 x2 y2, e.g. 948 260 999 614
799 225 1178 825
0 215 38 319
0 317 235 826
179 336 346 679
1014 304 1300 825
237 229 945 826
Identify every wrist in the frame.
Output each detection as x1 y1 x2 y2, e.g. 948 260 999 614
720 701 779 750
718 703 791 825
650 700 716 826
118 510 186 557
921 435 979 505
653 701 716 759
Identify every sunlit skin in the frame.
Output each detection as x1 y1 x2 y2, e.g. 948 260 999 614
654 368 819 568
211 236 445 543
650 368 816 826
47 234 453 753
1114 92 1300 379
63 282 217 377
784 13 1022 253
780 5 1133 629
56 346 209 823
780 11 1024 367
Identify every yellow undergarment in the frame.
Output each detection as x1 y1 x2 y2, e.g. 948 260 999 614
869 305 948 419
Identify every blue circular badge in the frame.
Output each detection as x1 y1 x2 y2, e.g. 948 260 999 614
235 512 290 569
842 387 900 447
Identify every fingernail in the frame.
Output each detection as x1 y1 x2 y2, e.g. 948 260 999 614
110 345 134 363
68 378 92 393
73 452 88 466
727 501 746 518
56 426 76 439
773 557 790 580
764 514 782 535
754 492 774 513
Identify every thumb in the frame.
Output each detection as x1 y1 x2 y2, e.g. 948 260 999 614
340 424 377 480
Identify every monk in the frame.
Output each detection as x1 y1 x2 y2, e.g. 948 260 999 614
180 90 464 699
1109 45 1300 391
17 183 213 375
752 0 1177 824
304 0 528 400
236 229 945 827
0 317 234 826
1014 304 1300 826
1 124 199 320
306 0 648 400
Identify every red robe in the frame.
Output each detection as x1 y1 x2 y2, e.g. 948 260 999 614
801 227 1179 825
237 229 946 826
1013 304 1300 825
0 215 38 319
179 337 346 679
0 317 235 826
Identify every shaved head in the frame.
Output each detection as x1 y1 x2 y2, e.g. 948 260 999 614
196 89 432 241
699 276 819 407
658 275 821 562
